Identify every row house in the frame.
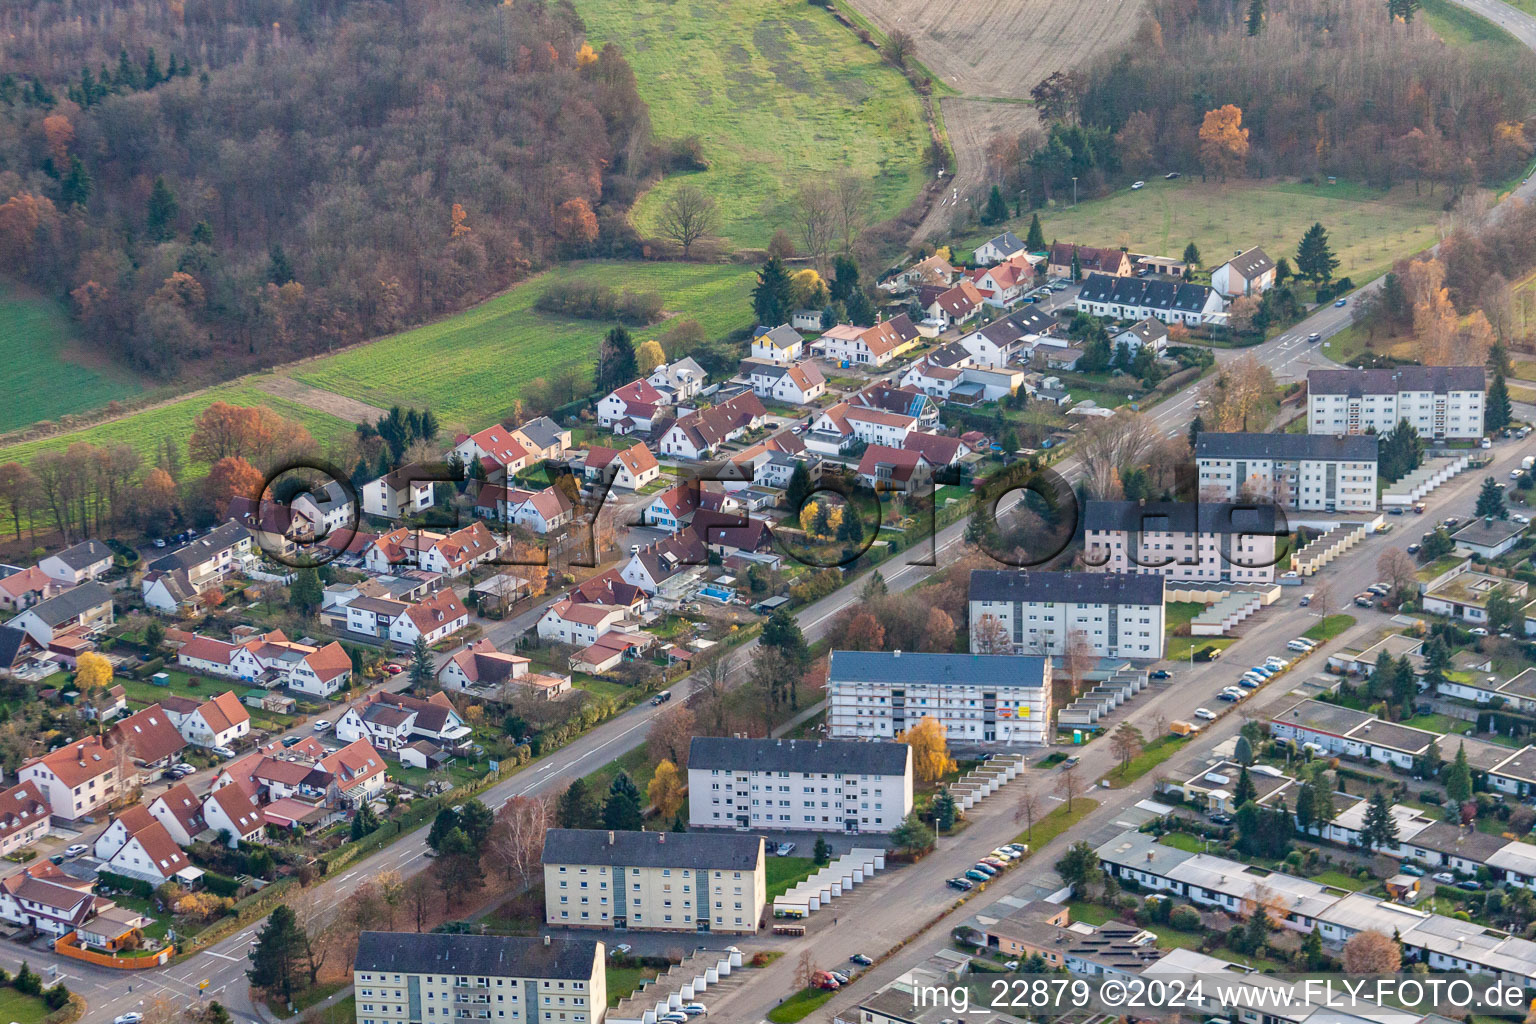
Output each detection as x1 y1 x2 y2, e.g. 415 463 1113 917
658 392 768 460
582 442 660 491
1307 366 1486 442
812 315 921 368
474 483 576 535
141 521 255 614
175 629 352 697
740 359 826 405
1074 273 1225 327
344 588 469 647
597 378 670 434
363 521 501 577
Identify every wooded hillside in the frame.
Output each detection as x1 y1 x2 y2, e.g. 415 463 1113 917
0 0 652 379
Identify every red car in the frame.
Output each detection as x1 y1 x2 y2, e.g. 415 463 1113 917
384 664 403 675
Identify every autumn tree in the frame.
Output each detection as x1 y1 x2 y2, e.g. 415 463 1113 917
74 651 113 695
203 457 264 512
552 198 598 247
1198 105 1250 181
189 402 311 465
655 185 717 258
0 462 37 540
636 340 666 376
900 717 956 785
646 704 696 770
1342 930 1402 974
647 759 685 821
1110 722 1144 771
972 614 1012 655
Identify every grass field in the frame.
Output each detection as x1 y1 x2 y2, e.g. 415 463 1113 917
1422 0 1531 60
970 178 1445 285
766 855 819 899
574 0 929 248
0 987 52 1024
606 965 654 1007
767 986 837 1023
0 282 147 433
0 260 753 478
1303 613 1358 643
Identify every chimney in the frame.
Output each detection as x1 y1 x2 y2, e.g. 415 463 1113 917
1146 851 1155 862
658 832 666 844
893 650 901 658
608 831 615 846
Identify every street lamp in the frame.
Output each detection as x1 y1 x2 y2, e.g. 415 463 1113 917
1072 177 1078 207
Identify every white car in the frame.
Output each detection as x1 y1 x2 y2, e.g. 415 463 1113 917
1515 513 1531 524
1194 707 1217 721
1131 181 1146 189
610 943 632 956
1432 872 1457 884
1471 627 1489 636
64 843 89 858
682 1006 707 1018
115 1016 144 1024
313 719 333 732
211 745 236 759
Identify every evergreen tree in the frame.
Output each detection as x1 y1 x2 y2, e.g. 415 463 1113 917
115 49 143 91
351 801 379 839
1423 635 1450 689
1387 0 1422 21
933 789 957 831
289 567 323 618
143 48 162 88
602 772 644 832
457 799 495 852
845 286 875 325
752 256 793 327
1419 736 1444 780
1490 341 1514 378
786 461 813 513
1475 476 1507 519
1246 0 1265 34
595 327 638 394
1487 374 1513 433
1025 213 1045 251
1188 414 1205 451
1446 742 1473 805
409 635 432 687
1363 791 1399 850
761 608 810 674
1295 222 1340 284
1391 656 1418 715
1233 767 1258 807
268 244 295 285
419 408 440 441
830 254 859 302
1070 248 1083 282
246 905 305 1002
427 807 461 853
60 156 92 208
191 219 215 246
983 185 1009 225
557 779 597 829
837 503 865 546
1302 927 1326 970
813 836 832 864
146 175 179 241
1182 241 1201 268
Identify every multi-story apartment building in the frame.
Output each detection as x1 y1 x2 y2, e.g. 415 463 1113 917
542 829 766 934
1307 366 1486 441
1195 432 1379 512
826 650 1052 746
1083 500 1281 583
687 736 913 834
352 932 605 1024
967 570 1166 660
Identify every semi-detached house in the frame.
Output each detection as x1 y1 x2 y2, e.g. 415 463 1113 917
344 588 468 647
176 629 352 697
658 392 767 460
813 314 920 367
18 735 122 822
160 691 251 749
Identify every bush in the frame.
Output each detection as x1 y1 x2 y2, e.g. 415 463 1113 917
202 871 242 898
13 962 41 996
1170 905 1202 930
96 870 154 898
133 658 166 679
532 281 662 325
43 984 69 1010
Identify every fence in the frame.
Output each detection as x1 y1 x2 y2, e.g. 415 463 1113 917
54 931 172 969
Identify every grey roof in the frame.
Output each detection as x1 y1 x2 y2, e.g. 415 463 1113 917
1223 247 1275 280
983 230 1026 255
1077 273 1116 304
1115 319 1167 345
0 626 30 668
354 932 600 980
541 828 763 870
1171 282 1216 313
829 650 1048 689
1194 431 1379 462
756 324 804 349
1007 306 1060 336
969 569 1165 607
1451 517 1524 547
49 540 112 570
688 736 910 777
20 581 111 626
150 520 251 572
1307 366 1485 397
1084 500 1278 536
1074 273 1214 315
517 416 565 451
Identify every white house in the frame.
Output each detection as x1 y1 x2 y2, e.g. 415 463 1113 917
8 582 113 644
741 359 826 405
812 315 920 367
922 281 985 328
808 402 916 452
827 651 1052 745
643 482 698 532
176 631 352 697
597 378 670 433
975 230 1028 265
18 737 121 822
1210 247 1276 298
969 256 1034 306
160 691 251 749
475 484 576 535
202 785 265 847
537 599 629 647
620 532 707 594
361 464 435 520
1307 366 1486 442
38 540 114 587
583 442 661 491
750 325 805 365
1075 274 1225 327
363 522 501 578
343 588 468 647
147 783 209 846
451 424 530 476
658 392 767 460
648 357 708 402
1113 318 1168 355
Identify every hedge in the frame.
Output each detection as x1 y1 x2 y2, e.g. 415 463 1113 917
202 871 241 898
96 870 153 898
132 657 166 679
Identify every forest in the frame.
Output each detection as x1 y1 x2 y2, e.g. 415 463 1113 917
0 0 655 379
991 0 1536 203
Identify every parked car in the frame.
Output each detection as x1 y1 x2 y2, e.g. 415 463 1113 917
776 842 797 857
1265 657 1289 669
1432 872 1457 884
1237 678 1260 690
1194 707 1216 720
1399 863 1425 876
1387 506 1404 515
1334 298 1348 307
1217 691 1238 702
1131 181 1146 190
1151 669 1172 679
964 869 990 883
64 843 88 858
1471 627 1489 637
1209 813 1233 826
1165 171 1181 179
610 943 633 956
971 863 998 877
211 745 236 759
174 762 196 774
1354 594 1374 607
657 1013 688 1024
682 1005 708 1018
313 719 333 732
980 857 1008 869
850 953 873 965
947 877 975 891
281 735 302 747
1061 756 1080 769
830 972 850 985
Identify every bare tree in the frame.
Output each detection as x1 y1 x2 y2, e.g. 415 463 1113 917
655 185 717 259
1377 548 1418 599
1311 578 1334 621
404 871 433 931
646 704 697 769
792 184 837 272
1077 412 1160 499
794 949 819 990
972 613 1012 655
832 175 869 254
1203 354 1278 432
883 29 915 67
695 650 735 735
1014 788 1043 839
1063 630 1095 701
1055 763 1085 812
488 795 552 887
1110 722 1144 771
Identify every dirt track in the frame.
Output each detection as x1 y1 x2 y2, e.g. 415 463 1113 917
257 376 388 426
847 0 1142 240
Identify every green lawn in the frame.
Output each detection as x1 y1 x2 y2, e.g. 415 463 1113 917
1106 734 1190 787
1159 831 1207 854
1303 614 1357 643
606 965 654 1007
575 0 929 248
307 996 356 1024
1422 0 1531 61
765 855 818 900
0 281 148 433
1065 899 1117 925
970 177 1445 285
766 986 837 1023
1012 797 1100 848
0 986 54 1024
1163 600 1241 661
1402 713 1474 736
1308 869 1371 891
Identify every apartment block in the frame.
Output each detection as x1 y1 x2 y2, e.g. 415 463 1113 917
826 650 1052 746
353 931 605 1024
687 736 913 834
1195 432 1378 512
1083 500 1281 583
967 570 1166 660
542 828 766 934
1307 366 1485 441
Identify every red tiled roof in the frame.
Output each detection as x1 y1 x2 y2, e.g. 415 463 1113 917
405 589 467 636
111 704 187 765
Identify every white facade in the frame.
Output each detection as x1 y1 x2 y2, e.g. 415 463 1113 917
361 473 433 519
1307 367 1485 441
1195 433 1379 512
968 571 1166 660
1083 501 1279 583
687 741 914 834
826 651 1051 746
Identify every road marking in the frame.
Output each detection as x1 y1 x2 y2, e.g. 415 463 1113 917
204 951 243 962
